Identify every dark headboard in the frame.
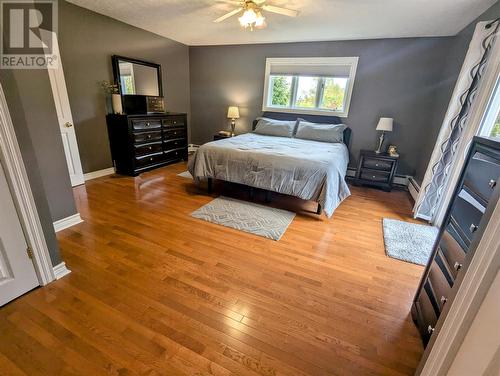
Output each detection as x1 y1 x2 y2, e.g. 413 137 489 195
252 111 351 150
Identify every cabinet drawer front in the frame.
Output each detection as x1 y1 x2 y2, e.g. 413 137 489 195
162 116 185 127
134 142 163 157
164 148 186 161
440 226 466 279
416 284 438 342
362 158 393 171
428 259 452 312
450 189 485 247
133 131 162 144
164 128 186 140
463 151 500 204
135 152 164 168
164 138 187 150
131 119 162 130
360 169 390 182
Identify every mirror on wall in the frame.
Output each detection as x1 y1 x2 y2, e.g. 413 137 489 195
112 56 162 97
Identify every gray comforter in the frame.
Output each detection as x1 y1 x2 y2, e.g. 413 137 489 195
188 133 351 217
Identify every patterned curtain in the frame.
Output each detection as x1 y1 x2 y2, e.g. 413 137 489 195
414 20 499 221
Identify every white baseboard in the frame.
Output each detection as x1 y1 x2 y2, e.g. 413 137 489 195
53 261 71 280
408 177 420 202
84 167 115 181
53 213 83 232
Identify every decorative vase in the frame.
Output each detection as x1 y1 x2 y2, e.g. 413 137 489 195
111 94 123 114
104 95 113 115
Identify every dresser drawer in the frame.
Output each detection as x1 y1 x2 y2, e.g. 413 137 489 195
133 130 162 144
362 158 393 171
131 119 162 130
463 151 500 204
134 142 163 157
164 127 186 140
428 259 452 312
164 148 186 161
164 138 187 150
360 169 390 182
135 152 164 168
162 116 185 127
416 284 438 342
439 225 466 279
450 189 486 247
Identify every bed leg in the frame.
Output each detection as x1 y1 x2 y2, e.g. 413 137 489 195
316 203 322 215
207 178 212 194
265 190 271 203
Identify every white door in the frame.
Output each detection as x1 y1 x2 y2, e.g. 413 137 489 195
46 34 85 186
0 161 39 306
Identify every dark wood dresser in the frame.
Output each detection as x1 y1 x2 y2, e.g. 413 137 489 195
411 136 500 348
106 113 188 176
354 149 399 191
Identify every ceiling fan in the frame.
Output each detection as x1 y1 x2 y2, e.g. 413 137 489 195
214 0 299 30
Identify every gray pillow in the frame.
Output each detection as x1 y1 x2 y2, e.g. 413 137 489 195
254 117 297 138
295 120 346 143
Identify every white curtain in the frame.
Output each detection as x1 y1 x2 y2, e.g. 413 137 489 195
414 21 499 223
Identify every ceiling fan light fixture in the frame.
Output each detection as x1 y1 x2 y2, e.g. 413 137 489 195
238 8 257 28
255 11 265 28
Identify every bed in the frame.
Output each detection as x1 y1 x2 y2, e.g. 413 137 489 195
188 113 351 217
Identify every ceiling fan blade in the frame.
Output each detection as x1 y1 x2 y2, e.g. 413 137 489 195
262 4 299 17
213 7 243 23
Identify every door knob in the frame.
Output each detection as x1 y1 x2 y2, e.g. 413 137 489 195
64 122 73 128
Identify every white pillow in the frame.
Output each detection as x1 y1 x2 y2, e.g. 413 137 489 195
295 120 346 143
254 117 297 138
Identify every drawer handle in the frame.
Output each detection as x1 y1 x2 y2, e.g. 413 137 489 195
372 175 376 178
146 122 151 127
489 179 496 189
469 224 478 233
375 163 379 167
149 157 153 161
427 325 435 334
147 135 152 139
440 296 447 304
454 261 463 271
149 146 152 150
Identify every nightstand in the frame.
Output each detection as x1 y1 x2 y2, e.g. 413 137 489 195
213 133 231 141
353 149 399 191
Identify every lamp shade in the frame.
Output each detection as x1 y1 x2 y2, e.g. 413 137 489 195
227 106 240 119
376 117 393 132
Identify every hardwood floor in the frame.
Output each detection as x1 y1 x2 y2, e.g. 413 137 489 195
0 162 426 375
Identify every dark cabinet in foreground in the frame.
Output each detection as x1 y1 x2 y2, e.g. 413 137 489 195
411 136 500 348
106 113 188 176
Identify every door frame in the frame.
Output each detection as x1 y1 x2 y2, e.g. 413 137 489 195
0 82 56 286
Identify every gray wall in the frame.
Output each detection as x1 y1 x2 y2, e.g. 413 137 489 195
0 69 70 266
413 1 500 184
58 0 190 173
190 37 460 176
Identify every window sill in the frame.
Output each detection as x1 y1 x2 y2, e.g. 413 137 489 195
262 105 349 118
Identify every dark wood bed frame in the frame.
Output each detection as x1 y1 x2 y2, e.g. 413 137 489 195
207 111 351 215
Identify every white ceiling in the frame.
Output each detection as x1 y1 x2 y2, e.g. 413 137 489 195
66 0 497 46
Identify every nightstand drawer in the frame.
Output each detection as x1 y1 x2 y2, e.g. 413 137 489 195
360 169 390 182
362 158 393 171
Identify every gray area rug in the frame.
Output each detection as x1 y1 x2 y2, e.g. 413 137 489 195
382 218 439 265
191 196 295 241
177 171 193 179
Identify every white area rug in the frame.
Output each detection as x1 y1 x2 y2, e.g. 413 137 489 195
382 218 439 265
191 196 295 241
177 171 193 179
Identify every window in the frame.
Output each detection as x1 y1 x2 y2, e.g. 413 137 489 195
479 75 500 139
262 57 358 117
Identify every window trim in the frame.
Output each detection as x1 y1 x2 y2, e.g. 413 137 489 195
262 57 359 118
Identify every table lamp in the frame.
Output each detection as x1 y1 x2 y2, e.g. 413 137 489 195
375 117 393 154
227 106 240 136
